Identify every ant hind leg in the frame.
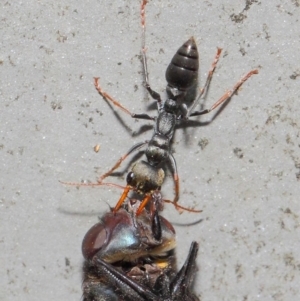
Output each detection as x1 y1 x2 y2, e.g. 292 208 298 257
189 69 259 117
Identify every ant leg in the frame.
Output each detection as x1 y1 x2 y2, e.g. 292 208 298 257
113 185 131 213
187 48 222 117
168 153 180 204
189 69 259 117
60 180 126 190
94 78 155 121
167 154 202 213
98 141 148 183
164 199 202 213
140 0 163 110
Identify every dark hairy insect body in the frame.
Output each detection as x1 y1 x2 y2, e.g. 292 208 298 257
82 196 199 301
84 242 199 301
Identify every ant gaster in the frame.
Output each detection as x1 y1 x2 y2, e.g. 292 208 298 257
93 0 258 214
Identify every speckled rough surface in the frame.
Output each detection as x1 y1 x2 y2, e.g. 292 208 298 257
1 1 299 301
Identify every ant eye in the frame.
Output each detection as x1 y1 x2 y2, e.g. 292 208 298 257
82 223 107 260
126 172 135 185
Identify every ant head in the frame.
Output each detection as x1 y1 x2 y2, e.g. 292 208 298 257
127 161 165 194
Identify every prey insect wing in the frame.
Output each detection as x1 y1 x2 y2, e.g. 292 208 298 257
87 242 199 301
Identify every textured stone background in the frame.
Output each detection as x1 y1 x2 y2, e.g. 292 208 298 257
1 1 299 300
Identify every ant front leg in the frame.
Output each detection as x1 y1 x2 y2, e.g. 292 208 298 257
140 0 163 111
188 69 259 117
168 153 180 204
94 78 155 121
98 141 148 183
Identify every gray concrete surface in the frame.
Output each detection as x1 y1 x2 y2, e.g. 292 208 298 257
1 1 299 300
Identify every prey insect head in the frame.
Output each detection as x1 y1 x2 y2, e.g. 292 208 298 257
82 200 176 263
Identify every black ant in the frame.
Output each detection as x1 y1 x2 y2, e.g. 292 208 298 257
92 0 258 214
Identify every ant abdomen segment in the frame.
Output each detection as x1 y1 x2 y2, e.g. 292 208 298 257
166 37 199 91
